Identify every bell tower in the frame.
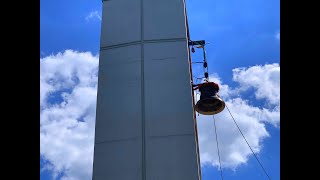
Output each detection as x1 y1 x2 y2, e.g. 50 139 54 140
92 0 201 179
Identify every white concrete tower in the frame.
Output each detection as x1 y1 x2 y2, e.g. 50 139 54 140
92 0 201 179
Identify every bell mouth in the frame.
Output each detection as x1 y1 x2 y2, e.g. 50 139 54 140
195 96 225 115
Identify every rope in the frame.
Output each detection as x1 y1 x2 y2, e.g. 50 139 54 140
213 115 224 180
225 104 272 180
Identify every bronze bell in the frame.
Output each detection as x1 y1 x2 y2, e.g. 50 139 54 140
194 82 225 115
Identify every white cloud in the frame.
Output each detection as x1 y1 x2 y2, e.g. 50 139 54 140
40 50 98 180
196 98 278 169
197 103 269 169
85 11 101 22
232 63 280 106
40 50 98 107
196 64 280 169
40 50 279 179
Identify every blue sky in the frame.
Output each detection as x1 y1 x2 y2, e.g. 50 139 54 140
40 0 279 180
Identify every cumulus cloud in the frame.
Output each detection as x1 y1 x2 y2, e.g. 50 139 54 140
40 50 98 180
40 50 279 179
232 63 280 105
196 64 280 169
197 101 269 169
85 11 101 22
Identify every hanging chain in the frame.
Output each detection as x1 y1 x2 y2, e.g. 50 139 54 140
189 40 209 83
202 45 209 82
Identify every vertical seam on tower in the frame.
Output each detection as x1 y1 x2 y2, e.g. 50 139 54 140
140 0 146 179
